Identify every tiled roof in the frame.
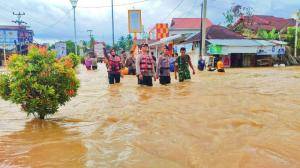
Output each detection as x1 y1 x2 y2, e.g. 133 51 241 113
170 18 213 30
186 25 244 42
233 15 297 32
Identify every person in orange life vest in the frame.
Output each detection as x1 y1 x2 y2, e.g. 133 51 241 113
156 45 171 85
136 43 156 86
217 57 225 73
105 49 123 84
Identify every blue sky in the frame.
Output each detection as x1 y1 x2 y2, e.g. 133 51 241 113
0 0 299 44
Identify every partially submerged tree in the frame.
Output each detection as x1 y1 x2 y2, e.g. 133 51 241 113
0 48 80 119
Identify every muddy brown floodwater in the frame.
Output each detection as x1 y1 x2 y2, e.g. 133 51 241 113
0 64 300 168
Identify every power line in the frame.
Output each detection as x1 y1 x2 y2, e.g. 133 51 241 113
78 0 150 8
160 0 185 22
178 0 200 18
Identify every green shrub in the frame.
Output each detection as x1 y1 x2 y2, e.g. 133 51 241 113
0 48 80 119
68 53 81 68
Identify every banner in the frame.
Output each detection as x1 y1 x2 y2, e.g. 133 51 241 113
94 42 105 58
0 30 18 44
55 42 67 58
156 23 169 40
128 10 142 33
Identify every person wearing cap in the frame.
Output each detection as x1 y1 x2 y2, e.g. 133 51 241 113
156 45 171 85
136 43 156 86
175 47 196 82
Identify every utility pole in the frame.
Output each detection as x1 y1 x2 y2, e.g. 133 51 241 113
111 0 115 46
294 10 300 58
199 2 203 58
201 0 207 57
3 32 7 66
69 0 79 55
12 12 27 26
12 12 27 55
87 30 94 54
87 30 93 40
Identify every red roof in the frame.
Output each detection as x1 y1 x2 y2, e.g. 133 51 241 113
186 25 244 43
232 15 296 32
170 18 213 30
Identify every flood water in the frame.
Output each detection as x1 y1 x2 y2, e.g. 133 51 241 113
1 64 300 168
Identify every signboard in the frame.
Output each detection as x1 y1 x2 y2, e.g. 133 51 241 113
208 44 223 54
0 30 18 44
55 42 67 58
257 45 285 55
128 10 142 33
94 42 104 58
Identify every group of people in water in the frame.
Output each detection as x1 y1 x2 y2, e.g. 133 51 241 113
84 43 225 86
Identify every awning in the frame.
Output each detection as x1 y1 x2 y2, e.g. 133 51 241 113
149 33 193 46
207 39 267 47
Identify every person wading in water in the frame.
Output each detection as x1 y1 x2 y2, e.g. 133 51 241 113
156 45 171 85
136 43 156 86
175 47 196 82
105 49 123 84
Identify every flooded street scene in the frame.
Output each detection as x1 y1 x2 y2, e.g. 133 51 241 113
1 65 300 167
1 0 300 167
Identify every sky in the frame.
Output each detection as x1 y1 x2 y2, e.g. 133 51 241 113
0 0 299 44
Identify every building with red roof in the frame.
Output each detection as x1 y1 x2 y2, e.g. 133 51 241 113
169 18 213 36
231 15 297 34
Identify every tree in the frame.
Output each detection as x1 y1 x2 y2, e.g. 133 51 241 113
223 4 254 27
0 48 80 119
117 36 127 51
257 28 279 40
287 27 300 55
65 40 80 55
125 34 133 51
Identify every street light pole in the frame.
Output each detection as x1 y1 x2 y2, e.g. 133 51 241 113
201 0 207 57
70 0 78 55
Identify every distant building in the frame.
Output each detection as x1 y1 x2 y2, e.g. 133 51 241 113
231 15 297 36
169 18 213 36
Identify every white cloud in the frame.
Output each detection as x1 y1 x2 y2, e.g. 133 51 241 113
0 0 298 45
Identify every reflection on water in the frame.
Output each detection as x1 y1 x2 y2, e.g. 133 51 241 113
1 64 300 168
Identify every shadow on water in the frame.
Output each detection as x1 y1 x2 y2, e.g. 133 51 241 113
0 119 86 168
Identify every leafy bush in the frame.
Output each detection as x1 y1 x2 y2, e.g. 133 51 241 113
60 53 80 69
0 48 80 119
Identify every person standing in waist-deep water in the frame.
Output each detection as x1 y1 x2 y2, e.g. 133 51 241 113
136 43 156 86
198 57 206 71
217 57 225 72
125 50 136 75
85 55 93 70
105 49 122 84
156 45 171 85
175 47 196 82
